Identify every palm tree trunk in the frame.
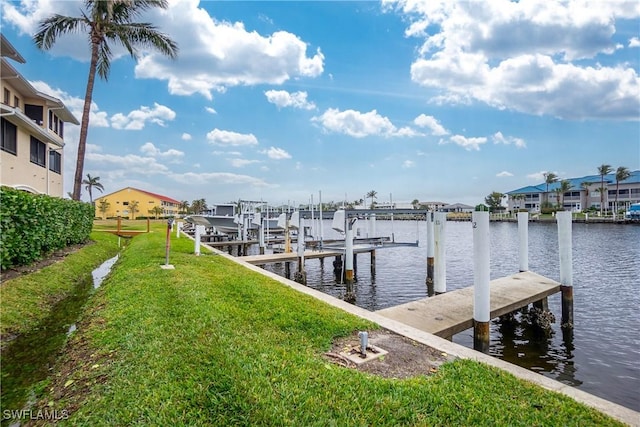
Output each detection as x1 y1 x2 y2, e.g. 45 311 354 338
615 180 619 219
72 38 100 201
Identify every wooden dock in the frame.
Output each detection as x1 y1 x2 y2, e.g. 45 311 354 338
240 249 343 265
377 271 561 339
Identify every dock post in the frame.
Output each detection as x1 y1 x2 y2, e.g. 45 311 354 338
345 219 356 283
517 212 529 271
434 212 447 294
194 224 204 256
370 250 376 276
426 212 435 296
295 212 306 284
176 221 183 238
557 211 574 329
473 210 491 353
370 213 376 237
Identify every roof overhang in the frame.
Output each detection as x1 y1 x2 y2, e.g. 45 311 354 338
1 58 79 125
0 104 65 148
0 34 26 63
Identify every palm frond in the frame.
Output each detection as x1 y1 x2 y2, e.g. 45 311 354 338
34 15 86 50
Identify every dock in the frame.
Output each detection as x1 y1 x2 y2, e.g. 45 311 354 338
240 249 343 265
377 271 561 339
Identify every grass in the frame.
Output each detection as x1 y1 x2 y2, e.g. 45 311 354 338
0 231 119 416
29 223 622 426
0 231 120 341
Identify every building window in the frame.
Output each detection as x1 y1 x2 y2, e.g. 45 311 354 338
3 88 9 104
123 201 129 206
25 104 44 126
49 150 61 174
1 118 18 154
30 136 46 167
13 96 19 109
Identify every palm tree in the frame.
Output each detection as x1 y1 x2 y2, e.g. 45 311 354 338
556 180 572 210
128 200 139 220
597 164 613 216
366 190 377 209
149 205 163 219
179 200 190 215
614 166 631 217
580 181 592 211
543 172 558 207
34 0 178 200
411 199 420 209
98 198 110 219
82 173 104 204
191 198 207 214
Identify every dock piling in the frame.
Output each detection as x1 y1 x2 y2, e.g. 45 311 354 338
518 212 529 272
473 211 491 353
434 212 447 294
426 212 435 296
194 225 204 256
557 211 574 329
176 221 183 238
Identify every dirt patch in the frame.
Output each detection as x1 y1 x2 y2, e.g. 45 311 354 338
325 329 456 378
0 242 92 283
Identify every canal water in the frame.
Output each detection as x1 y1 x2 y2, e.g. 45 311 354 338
262 219 640 411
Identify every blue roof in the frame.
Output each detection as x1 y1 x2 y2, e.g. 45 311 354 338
507 170 640 195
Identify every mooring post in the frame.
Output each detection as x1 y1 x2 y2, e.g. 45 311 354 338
473 210 490 353
296 211 306 284
557 211 574 329
370 249 376 275
370 213 376 237
176 221 183 238
426 212 435 295
518 211 529 272
194 224 204 256
434 212 447 294
345 218 357 284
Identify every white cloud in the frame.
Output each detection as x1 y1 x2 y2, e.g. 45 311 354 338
264 90 316 110
312 108 419 138
440 134 487 151
228 158 260 168
170 172 270 187
413 114 448 135
390 0 640 120
206 129 258 146
492 131 526 148
527 171 550 181
85 152 170 175
402 160 415 168
30 80 108 128
263 147 292 160
496 171 514 177
181 133 192 141
630 37 640 48
3 1 325 100
205 107 217 115
111 103 176 130
140 142 184 159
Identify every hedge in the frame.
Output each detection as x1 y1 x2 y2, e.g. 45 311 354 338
0 187 94 270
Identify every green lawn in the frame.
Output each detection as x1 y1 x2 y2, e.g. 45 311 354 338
21 224 618 426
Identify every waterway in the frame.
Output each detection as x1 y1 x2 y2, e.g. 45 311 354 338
262 219 640 411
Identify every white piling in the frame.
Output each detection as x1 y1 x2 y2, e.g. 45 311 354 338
434 212 447 294
194 224 204 256
176 221 183 238
557 211 574 328
370 213 376 237
345 219 356 283
319 190 324 249
517 212 529 272
473 211 490 352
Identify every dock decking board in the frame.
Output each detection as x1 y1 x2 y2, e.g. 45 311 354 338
376 271 561 338
240 250 343 265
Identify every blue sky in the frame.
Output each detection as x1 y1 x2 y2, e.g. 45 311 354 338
2 0 639 207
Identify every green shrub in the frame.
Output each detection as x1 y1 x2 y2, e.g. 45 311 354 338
0 187 93 270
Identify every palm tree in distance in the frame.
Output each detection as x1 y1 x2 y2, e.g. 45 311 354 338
82 173 104 204
557 180 572 210
179 200 190 215
597 164 613 216
614 166 631 218
366 190 377 209
34 0 178 201
580 181 592 211
543 172 558 207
